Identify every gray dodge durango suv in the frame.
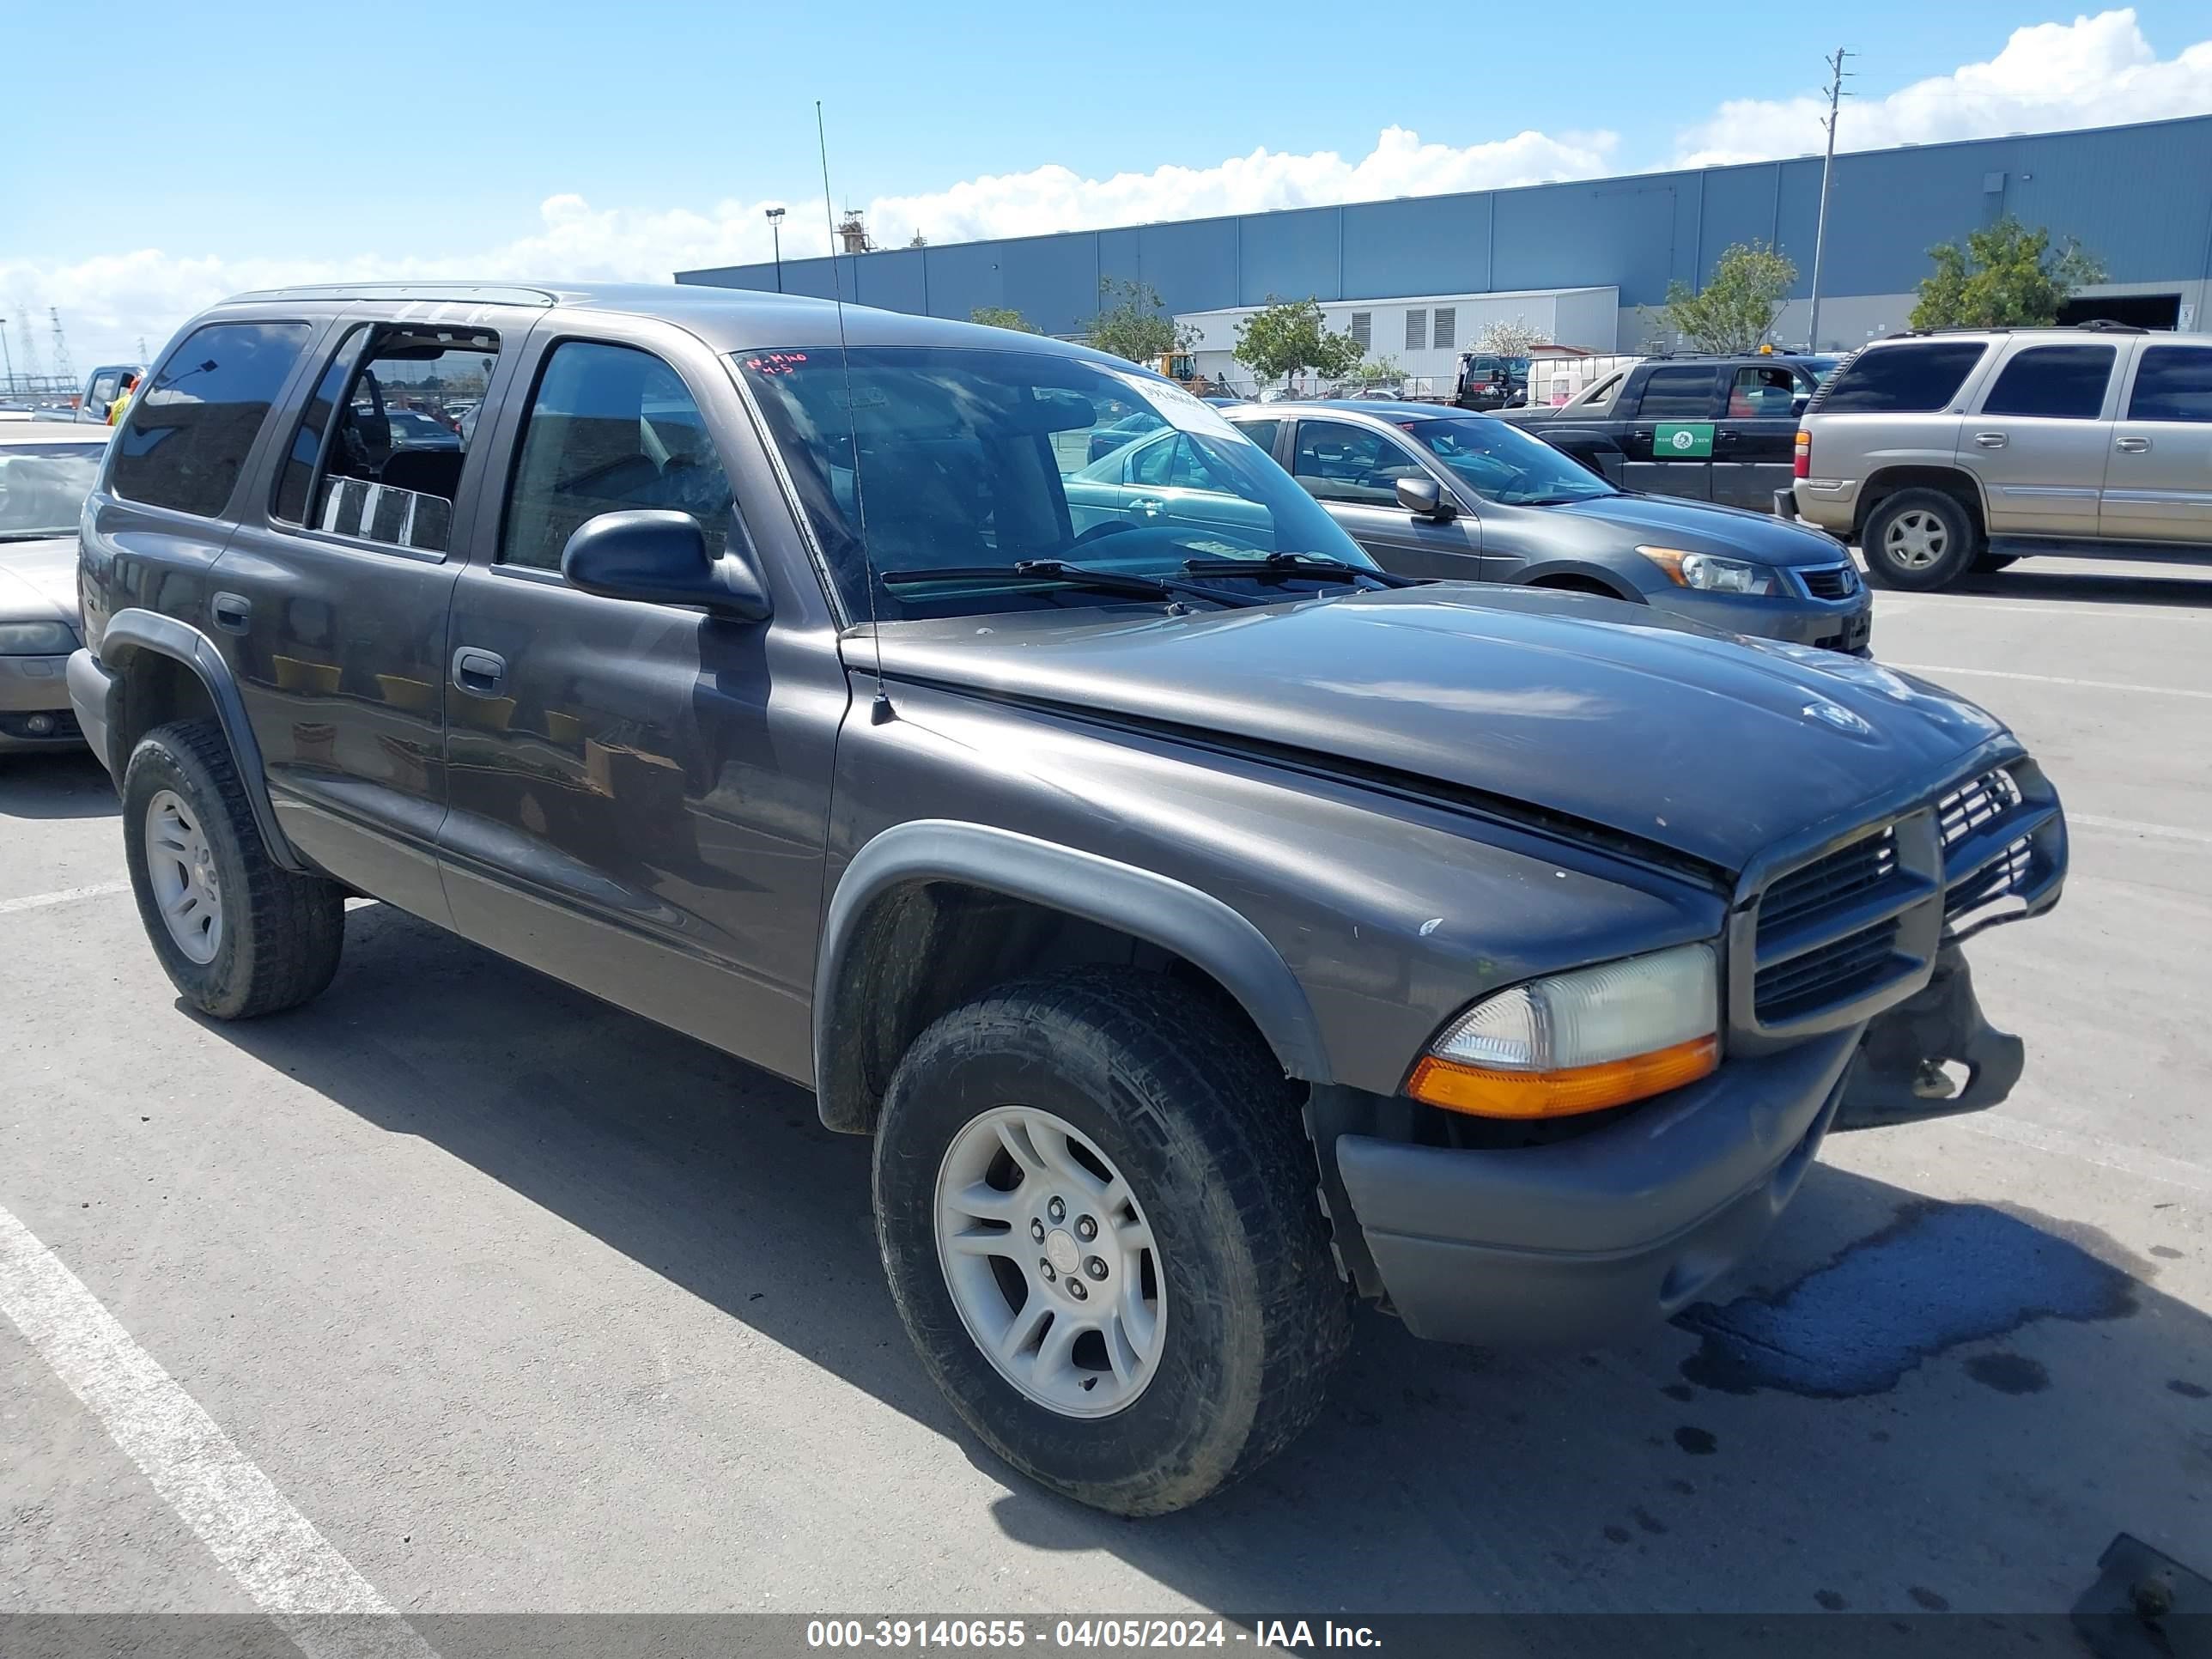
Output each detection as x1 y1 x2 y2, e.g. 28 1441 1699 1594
70 282 2065 1514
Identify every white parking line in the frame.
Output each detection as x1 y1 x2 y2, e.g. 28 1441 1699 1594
1887 664 2212 701
0 881 130 915
2069 812 2212 848
1964 1115 2212 1199
1876 598 2207 625
0 1203 437 1659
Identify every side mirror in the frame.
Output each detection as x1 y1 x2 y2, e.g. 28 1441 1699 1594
561 509 772 620
1395 476 1453 521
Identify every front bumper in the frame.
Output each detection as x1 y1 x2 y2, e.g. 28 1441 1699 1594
1334 1031 1859 1347
1646 583 1874 655
0 653 83 750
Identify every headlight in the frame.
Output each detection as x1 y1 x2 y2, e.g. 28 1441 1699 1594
1637 546 1778 596
1405 943 1720 1119
0 621 78 656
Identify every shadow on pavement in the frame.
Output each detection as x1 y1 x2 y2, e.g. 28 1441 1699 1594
0 750 118 819
1933 564 2212 610
193 902 2212 1617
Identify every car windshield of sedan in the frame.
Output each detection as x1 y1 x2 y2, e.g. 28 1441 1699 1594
1403 416 1617 506
737 345 1376 621
0 441 106 541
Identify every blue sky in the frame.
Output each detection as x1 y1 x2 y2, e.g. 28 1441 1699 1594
7 2 2211 366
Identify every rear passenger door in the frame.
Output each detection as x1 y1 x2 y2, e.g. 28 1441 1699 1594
1714 363 1808 509
1620 365 1723 500
2104 341 2212 544
210 307 534 927
435 320 841 1085
1955 341 2118 537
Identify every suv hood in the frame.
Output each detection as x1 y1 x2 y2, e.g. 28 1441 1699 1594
870 586 2006 872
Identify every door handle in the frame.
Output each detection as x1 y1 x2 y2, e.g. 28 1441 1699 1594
210 592 252 634
1127 496 1166 516
2115 435 2153 453
1630 429 1653 441
450 647 507 696
1715 430 1740 444
1973 433 2008 448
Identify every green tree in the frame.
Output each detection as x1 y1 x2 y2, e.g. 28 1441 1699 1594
1909 217 2106 330
1649 240 1797 354
1082 278 1197 364
1344 353 1405 390
1232 296 1363 391
969 306 1040 334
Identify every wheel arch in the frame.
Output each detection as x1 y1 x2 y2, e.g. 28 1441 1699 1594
1520 562 1643 601
811 821 1333 1133
1852 466 1987 545
99 609 304 871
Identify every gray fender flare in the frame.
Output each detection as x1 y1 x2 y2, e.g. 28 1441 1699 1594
812 819 1334 1103
98 608 305 872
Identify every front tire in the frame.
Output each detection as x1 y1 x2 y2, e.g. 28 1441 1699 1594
121 719 344 1019
872 969 1349 1516
1862 488 1978 590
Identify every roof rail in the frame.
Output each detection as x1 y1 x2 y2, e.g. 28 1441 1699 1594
222 283 562 307
1881 319 2151 340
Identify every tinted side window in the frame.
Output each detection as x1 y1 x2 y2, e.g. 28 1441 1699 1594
112 322 313 517
1632 367 1721 420
1231 417 1279 453
1980 344 2115 419
2127 346 2212 422
271 327 367 524
1291 419 1423 505
500 341 733 572
1818 342 1987 414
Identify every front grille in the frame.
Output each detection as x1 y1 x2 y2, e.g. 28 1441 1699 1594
1755 917 1902 1021
1946 836 2033 920
1760 829 1896 930
1798 563 1858 600
1938 769 2022 848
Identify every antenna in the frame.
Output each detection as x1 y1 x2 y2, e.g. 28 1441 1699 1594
817 100 891 725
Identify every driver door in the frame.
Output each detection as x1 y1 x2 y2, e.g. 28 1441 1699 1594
1286 417 1486 582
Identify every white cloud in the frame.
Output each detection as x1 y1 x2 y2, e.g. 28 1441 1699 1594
1674 9 2212 166
3 127 1615 372
7 9 2209 372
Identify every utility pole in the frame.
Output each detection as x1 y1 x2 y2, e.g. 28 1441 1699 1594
1807 46 1851 352
0 316 13 392
48 307 76 387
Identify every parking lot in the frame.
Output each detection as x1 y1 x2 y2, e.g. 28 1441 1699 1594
3 552 2208 1625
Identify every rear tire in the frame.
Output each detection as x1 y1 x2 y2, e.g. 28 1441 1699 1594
121 719 344 1019
1861 488 1978 591
872 968 1349 1516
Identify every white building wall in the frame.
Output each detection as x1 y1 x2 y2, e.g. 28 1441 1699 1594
1179 287 1620 395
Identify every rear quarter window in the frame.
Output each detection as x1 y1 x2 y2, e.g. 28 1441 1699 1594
1814 342 1988 415
112 322 313 518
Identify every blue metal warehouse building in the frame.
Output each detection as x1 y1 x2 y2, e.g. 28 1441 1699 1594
678 114 2212 368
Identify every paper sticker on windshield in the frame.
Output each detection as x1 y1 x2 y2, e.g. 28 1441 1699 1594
1104 368 1248 444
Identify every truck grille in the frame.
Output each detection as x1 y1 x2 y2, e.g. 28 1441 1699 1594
1755 917 1901 1021
1796 563 1858 600
1759 829 1894 930
1736 755 2063 1035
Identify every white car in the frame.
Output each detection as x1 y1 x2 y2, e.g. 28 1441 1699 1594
0 424 110 753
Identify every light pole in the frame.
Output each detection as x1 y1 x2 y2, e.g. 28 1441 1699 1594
0 317 13 393
765 206 786 292
1808 47 1851 351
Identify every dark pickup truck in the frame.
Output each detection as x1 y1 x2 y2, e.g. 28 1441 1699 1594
1505 354 1832 513
71 283 2061 1516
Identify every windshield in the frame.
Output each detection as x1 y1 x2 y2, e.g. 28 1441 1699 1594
737 345 1375 620
1401 416 1616 505
0 441 106 540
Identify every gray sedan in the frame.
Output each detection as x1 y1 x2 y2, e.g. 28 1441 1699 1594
0 425 108 752
1226 401 1873 654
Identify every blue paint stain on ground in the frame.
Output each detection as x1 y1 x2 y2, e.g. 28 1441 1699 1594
1675 1201 2137 1398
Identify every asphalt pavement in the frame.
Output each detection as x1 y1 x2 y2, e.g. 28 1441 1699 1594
3 553 2207 1635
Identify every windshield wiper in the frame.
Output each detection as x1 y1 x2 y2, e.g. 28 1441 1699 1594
0 529 73 543
1180 552 1427 588
878 560 1265 609
1512 492 1609 507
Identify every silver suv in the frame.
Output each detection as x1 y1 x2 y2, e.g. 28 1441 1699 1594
1793 324 2212 589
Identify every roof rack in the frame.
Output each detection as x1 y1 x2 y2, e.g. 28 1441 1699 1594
1881 320 2150 340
